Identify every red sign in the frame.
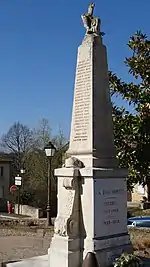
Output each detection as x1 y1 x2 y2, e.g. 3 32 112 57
10 185 18 192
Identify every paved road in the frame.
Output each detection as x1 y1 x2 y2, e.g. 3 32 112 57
0 232 52 263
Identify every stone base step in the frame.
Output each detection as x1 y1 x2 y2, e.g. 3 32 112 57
2 255 48 267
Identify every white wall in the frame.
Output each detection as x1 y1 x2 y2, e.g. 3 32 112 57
14 204 43 219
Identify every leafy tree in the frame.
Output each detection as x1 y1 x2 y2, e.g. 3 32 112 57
109 31 150 191
19 189 36 206
23 119 67 213
52 127 68 169
24 149 48 208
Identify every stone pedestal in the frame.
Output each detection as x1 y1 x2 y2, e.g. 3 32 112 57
48 168 85 267
48 14 132 267
49 167 131 267
79 168 132 266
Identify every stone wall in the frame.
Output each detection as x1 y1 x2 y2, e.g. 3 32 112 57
14 204 43 219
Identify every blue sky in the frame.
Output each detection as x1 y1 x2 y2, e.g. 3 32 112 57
0 0 149 138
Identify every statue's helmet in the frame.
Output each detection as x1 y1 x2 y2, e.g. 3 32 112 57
90 2 95 7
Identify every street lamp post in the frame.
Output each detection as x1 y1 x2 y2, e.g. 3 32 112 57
15 174 22 214
20 168 25 189
44 141 56 226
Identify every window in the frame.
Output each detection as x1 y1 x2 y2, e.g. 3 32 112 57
0 167 4 177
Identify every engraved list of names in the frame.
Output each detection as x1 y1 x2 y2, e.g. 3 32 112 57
72 48 91 143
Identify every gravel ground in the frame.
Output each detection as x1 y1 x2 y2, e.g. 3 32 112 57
1 226 150 265
0 228 53 264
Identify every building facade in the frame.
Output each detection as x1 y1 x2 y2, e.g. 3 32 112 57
0 153 12 200
128 183 149 203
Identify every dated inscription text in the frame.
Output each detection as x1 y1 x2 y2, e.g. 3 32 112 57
73 58 91 142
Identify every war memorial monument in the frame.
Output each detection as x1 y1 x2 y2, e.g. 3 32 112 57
48 3 132 267
5 4 132 267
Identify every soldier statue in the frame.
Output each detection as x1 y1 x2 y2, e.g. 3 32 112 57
81 3 100 35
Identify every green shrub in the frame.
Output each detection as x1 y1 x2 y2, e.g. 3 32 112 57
127 207 150 218
113 253 142 267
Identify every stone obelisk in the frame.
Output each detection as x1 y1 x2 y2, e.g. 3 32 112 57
67 13 117 170
48 3 132 267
